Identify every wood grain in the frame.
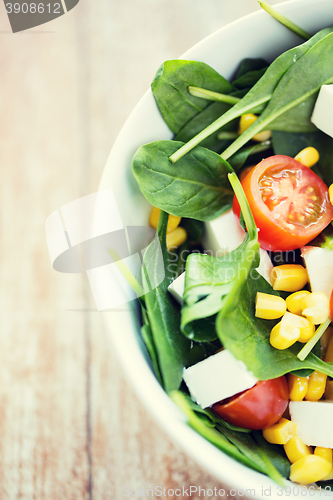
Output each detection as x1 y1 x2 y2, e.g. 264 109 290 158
0 0 283 498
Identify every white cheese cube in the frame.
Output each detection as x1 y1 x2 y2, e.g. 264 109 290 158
290 401 333 448
301 246 333 300
311 84 333 138
168 272 185 304
203 209 273 284
183 349 258 408
203 209 245 256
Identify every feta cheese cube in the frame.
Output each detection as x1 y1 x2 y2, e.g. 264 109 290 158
168 272 185 304
311 84 333 138
301 246 333 300
290 401 333 448
183 349 258 408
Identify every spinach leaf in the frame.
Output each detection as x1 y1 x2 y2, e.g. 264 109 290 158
252 432 290 478
181 239 250 341
233 58 269 82
222 29 333 159
174 101 237 153
232 68 267 90
171 391 285 485
272 130 333 186
170 27 333 163
132 140 233 221
152 60 234 134
141 211 190 393
216 270 333 380
140 324 163 386
228 140 272 171
216 425 287 483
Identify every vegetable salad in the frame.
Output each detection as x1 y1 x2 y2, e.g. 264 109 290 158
131 2 333 488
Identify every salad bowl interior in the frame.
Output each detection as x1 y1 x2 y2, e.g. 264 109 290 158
99 0 333 496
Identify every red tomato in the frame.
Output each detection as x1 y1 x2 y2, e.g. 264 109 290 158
233 155 333 252
211 376 289 430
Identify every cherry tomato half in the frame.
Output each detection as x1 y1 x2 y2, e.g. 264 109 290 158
211 376 289 430
233 155 333 252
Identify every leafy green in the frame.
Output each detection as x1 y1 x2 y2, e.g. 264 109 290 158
222 29 333 159
151 60 234 134
141 210 190 393
252 432 290 478
171 391 285 485
175 101 237 153
140 324 163 386
228 140 272 171
216 270 333 380
232 57 268 85
180 218 204 243
132 140 233 221
170 27 333 163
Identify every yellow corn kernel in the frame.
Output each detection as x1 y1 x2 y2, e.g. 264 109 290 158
288 374 308 401
324 330 333 362
314 447 333 466
263 418 297 445
238 113 271 142
166 227 187 250
290 455 332 484
280 312 314 343
149 206 181 233
325 380 333 400
286 290 311 316
329 183 333 205
270 319 300 350
294 147 320 168
305 370 327 401
255 292 286 320
301 292 330 325
271 265 308 292
284 436 312 463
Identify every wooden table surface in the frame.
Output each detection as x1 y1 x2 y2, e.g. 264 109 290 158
0 0 283 498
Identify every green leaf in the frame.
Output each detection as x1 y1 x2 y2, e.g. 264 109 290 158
216 425 285 485
132 140 233 221
171 391 285 485
252 431 290 478
152 60 234 134
228 140 272 171
174 101 238 153
141 211 190 393
222 29 333 159
216 271 333 380
170 27 332 163
140 324 163 386
233 57 269 82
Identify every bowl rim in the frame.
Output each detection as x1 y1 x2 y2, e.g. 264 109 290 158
99 1 333 496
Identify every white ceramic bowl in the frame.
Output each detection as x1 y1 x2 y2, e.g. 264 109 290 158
99 1 333 497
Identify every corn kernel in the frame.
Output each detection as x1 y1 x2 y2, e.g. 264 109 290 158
271 265 308 292
288 374 308 401
255 292 286 320
238 113 271 142
286 290 311 316
263 418 297 445
281 312 314 343
149 206 181 233
294 147 320 168
290 455 332 484
314 447 333 466
270 319 300 350
329 183 333 205
284 437 312 463
166 227 187 250
301 292 330 325
324 331 333 362
325 380 333 400
305 371 327 401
